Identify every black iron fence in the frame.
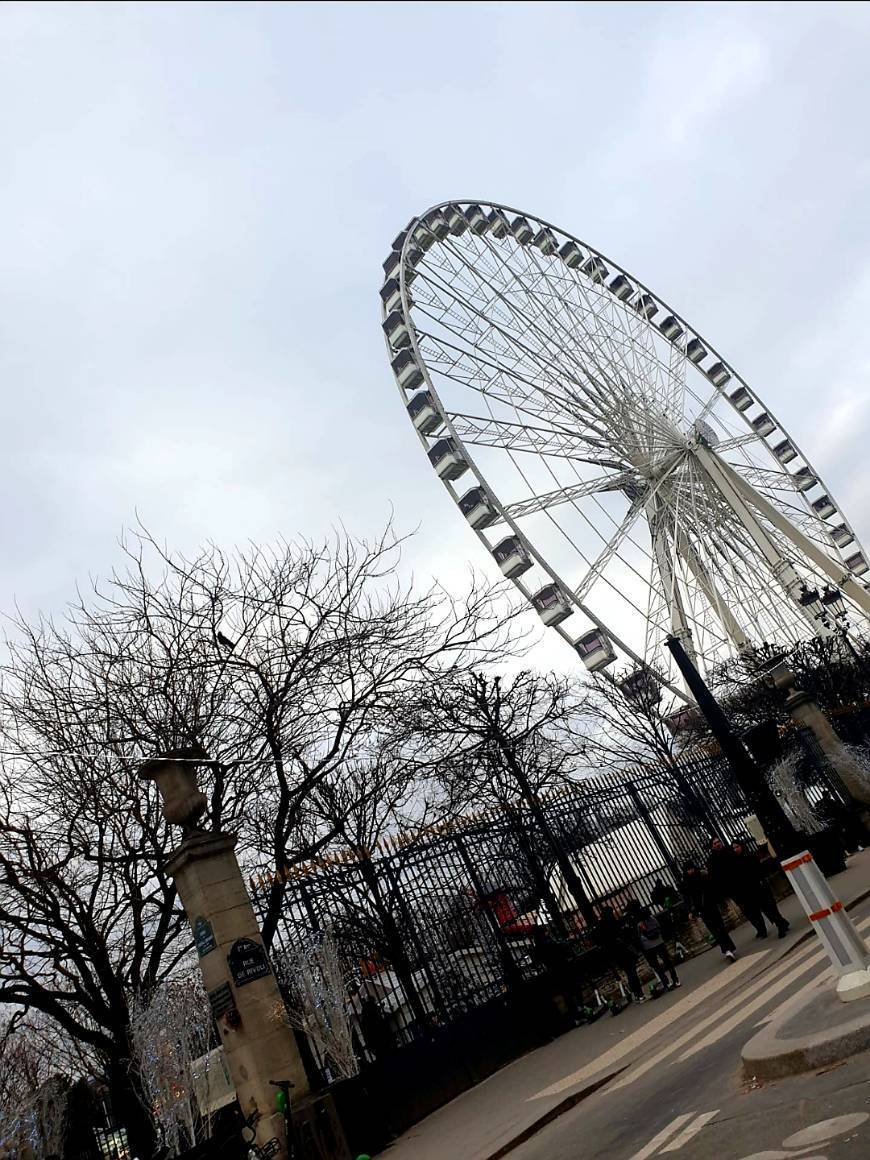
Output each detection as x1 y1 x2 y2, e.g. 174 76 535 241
254 749 843 1073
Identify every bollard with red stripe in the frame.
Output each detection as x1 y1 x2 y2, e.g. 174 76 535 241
781 849 870 1002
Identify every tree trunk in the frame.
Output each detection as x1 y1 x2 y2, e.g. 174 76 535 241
105 1053 158 1160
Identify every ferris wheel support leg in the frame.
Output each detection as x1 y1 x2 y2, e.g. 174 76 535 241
647 501 699 676
713 457 870 623
673 529 752 653
690 445 832 637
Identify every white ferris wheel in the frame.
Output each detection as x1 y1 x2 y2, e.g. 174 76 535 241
380 200 870 701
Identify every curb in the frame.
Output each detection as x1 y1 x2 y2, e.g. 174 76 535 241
486 1067 628 1160
741 983 870 1080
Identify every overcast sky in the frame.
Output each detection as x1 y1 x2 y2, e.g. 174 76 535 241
2 1 870 667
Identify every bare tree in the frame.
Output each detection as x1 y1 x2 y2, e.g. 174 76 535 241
400 671 598 928
0 521 517 1151
578 668 681 770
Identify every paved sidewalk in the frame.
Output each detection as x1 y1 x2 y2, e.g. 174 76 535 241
376 852 870 1160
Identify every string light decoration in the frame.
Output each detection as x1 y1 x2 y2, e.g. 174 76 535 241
275 927 360 1082
129 972 215 1156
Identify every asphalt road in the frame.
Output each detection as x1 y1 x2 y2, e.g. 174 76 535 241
509 903 870 1160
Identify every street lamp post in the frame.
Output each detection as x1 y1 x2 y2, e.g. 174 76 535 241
664 635 802 858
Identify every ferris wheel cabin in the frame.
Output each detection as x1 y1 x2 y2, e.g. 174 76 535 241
381 277 401 315
686 338 706 364
559 240 584 268
729 386 753 412
773 438 798 465
793 466 816 492
609 274 633 301
751 412 776 438
407 391 440 435
574 629 616 672
634 293 658 319
531 584 572 627
391 349 423 392
383 311 411 350
846 552 869 576
488 208 511 238
659 315 683 342
812 495 837 520
618 669 661 704
465 204 489 234
510 216 534 244
459 487 497 530
706 361 730 387
428 438 468 482
831 524 855 549
582 255 608 283
492 536 532 579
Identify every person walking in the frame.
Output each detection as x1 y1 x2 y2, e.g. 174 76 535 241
635 905 680 991
732 839 790 938
708 837 790 939
681 859 737 962
596 904 645 1002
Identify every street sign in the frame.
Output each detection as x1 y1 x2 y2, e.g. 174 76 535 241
227 937 271 987
193 915 217 958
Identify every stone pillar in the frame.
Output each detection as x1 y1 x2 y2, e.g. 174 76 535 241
141 753 307 1158
784 688 870 807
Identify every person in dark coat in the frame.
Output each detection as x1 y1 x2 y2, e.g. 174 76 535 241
650 878 679 910
596 904 644 1001
817 792 867 853
682 859 737 961
709 837 789 938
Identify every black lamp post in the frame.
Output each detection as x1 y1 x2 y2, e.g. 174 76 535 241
664 635 802 858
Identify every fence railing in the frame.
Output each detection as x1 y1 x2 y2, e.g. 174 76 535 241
253 748 844 1070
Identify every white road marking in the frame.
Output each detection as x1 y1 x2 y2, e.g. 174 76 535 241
609 941 824 1091
678 953 827 1061
678 913 870 1062
660 1110 719 1152
528 952 768 1101
628 1113 695 1160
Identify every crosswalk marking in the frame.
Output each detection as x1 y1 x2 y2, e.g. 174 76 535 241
677 951 826 1061
660 1110 719 1152
677 913 870 1062
628 1113 695 1159
609 941 824 1091
528 951 768 1101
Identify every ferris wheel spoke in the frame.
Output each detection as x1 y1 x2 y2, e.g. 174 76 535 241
716 434 758 452
499 473 635 521
572 497 647 603
437 234 675 447
417 329 612 438
416 268 620 434
446 412 627 466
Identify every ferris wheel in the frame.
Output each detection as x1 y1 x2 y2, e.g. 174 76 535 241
380 200 870 699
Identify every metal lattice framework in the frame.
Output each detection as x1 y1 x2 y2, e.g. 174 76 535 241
381 200 870 697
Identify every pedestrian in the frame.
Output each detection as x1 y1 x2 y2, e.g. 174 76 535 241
650 877 679 910
817 791 867 853
709 837 790 939
531 925 594 1021
681 859 737 962
596 904 644 1002
635 904 680 991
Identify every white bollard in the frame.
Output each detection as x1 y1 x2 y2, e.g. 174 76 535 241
781 849 870 1002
